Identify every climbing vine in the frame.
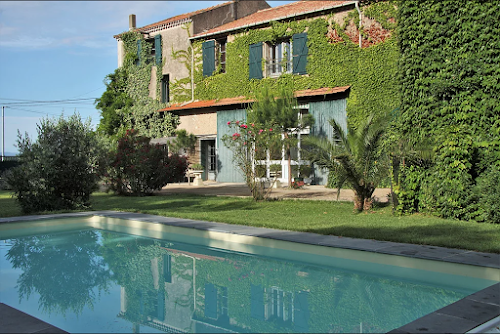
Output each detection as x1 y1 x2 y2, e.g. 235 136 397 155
396 0 500 222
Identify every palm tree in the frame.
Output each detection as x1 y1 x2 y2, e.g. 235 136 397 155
306 113 389 212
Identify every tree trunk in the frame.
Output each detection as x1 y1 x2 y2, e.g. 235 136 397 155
363 197 373 211
354 193 364 212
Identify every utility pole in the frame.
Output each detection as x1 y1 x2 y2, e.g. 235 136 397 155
1 106 4 162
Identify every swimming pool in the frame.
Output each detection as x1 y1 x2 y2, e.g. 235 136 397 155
0 212 499 333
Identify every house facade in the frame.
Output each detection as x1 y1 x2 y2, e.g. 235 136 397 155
114 0 399 185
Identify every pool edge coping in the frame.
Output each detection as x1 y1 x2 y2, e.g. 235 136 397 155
0 210 499 334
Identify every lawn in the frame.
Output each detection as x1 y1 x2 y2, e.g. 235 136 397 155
1 191 499 253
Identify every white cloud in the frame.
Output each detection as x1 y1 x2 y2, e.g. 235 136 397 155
0 1 226 51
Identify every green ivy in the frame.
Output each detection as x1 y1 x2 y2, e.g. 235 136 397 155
397 1 500 222
114 31 178 138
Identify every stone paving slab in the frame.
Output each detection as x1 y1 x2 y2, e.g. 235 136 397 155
0 303 67 334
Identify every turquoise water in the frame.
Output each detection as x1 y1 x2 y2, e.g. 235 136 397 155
0 225 496 333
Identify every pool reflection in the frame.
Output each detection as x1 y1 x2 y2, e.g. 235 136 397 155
4 230 472 333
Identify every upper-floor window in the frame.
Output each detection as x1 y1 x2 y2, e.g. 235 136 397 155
267 39 292 76
249 33 308 80
202 38 226 76
137 34 162 65
217 38 226 74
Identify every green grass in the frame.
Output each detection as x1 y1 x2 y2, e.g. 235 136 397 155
1 191 499 253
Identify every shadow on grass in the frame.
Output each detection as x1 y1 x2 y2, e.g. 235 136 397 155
91 194 258 213
303 223 500 253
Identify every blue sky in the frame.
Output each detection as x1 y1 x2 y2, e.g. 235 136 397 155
0 0 292 155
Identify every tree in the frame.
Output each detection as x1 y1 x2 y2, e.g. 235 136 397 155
248 86 314 187
168 129 197 156
105 129 188 196
7 114 104 213
306 113 389 211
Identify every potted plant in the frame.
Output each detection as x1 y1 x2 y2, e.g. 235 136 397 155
190 163 204 172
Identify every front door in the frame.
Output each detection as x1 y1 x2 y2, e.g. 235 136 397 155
201 140 216 181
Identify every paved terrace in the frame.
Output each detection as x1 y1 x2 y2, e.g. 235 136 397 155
158 181 392 202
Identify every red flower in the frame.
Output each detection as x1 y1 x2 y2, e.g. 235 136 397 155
227 121 231 125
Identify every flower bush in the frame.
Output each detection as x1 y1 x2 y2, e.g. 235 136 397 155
105 129 188 196
222 120 279 200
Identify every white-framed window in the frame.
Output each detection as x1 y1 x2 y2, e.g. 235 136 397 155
267 39 292 76
217 38 227 74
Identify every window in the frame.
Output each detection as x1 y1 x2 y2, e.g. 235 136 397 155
217 38 227 73
203 39 226 76
137 34 162 65
267 39 292 76
161 74 169 103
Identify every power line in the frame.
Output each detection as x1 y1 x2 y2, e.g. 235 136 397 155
7 107 61 117
1 98 98 106
70 86 106 98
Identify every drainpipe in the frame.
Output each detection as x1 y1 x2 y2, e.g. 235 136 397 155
191 39 195 101
355 1 362 48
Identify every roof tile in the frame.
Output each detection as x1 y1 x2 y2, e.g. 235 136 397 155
114 1 234 38
193 0 356 39
158 86 350 113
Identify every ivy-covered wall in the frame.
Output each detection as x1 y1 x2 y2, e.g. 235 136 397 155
397 1 500 221
187 3 400 130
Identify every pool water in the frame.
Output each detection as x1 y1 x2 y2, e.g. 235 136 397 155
0 218 497 333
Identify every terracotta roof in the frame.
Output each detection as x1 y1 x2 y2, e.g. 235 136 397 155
158 86 350 113
114 1 234 39
192 0 356 40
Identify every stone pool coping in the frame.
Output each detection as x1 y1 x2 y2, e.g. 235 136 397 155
0 211 499 334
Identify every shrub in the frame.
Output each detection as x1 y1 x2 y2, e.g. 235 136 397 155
106 129 188 196
7 114 104 213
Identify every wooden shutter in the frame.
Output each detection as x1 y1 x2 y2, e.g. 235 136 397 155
293 33 308 75
249 42 263 79
203 40 216 77
136 39 141 64
154 34 162 65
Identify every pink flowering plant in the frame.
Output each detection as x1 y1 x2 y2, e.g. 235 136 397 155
222 120 280 200
105 129 188 196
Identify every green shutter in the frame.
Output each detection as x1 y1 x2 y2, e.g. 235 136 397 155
202 40 216 76
293 33 308 75
249 42 263 79
136 39 141 64
154 34 162 65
